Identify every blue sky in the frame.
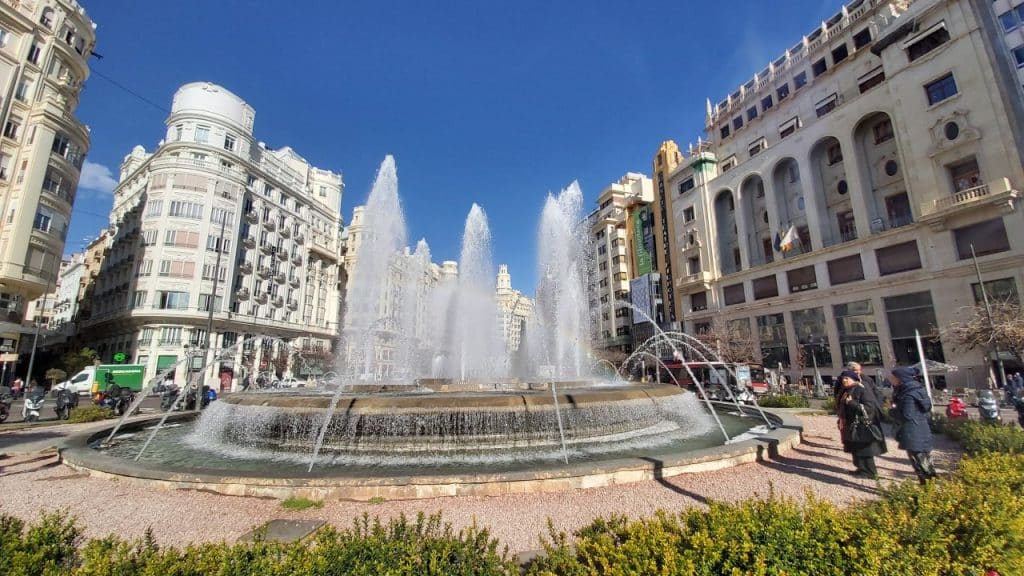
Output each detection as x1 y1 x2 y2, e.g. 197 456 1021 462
71 0 843 292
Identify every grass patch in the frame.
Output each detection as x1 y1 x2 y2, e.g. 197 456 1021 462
368 496 386 505
280 497 323 511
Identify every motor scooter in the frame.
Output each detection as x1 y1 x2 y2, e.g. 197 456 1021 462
946 396 969 420
53 386 78 420
978 389 1002 423
0 386 12 423
21 386 46 422
160 382 181 411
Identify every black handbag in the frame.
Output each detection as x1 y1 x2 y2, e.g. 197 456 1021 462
849 405 884 443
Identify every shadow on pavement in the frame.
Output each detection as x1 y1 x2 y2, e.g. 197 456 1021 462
0 430 66 452
639 456 710 505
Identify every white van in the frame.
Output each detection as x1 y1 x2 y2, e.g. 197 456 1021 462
56 367 96 395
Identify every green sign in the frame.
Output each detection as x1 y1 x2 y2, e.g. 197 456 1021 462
113 352 127 364
632 208 653 276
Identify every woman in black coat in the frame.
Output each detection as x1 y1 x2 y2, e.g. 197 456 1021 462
889 366 937 484
838 370 887 478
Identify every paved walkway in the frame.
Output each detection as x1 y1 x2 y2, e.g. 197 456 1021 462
0 414 963 553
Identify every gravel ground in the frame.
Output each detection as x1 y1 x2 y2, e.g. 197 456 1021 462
0 415 962 554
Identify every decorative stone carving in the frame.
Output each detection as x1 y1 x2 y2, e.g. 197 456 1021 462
927 109 980 157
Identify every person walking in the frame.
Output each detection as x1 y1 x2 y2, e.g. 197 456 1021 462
889 366 937 485
837 369 887 478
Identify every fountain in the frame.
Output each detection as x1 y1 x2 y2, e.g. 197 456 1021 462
62 156 801 500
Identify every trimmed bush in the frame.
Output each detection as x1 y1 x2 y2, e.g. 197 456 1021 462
822 396 837 414
67 406 115 424
935 418 1024 455
756 394 810 408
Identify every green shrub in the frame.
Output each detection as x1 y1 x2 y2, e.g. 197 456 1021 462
936 418 1024 455
67 406 115 424
280 497 322 511
0 510 82 576
756 394 810 408
822 396 837 414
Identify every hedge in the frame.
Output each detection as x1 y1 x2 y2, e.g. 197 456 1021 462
755 394 810 408
4 422 1024 575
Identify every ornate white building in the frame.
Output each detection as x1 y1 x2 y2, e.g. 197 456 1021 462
0 0 94 368
79 82 345 389
495 264 532 352
666 0 1024 389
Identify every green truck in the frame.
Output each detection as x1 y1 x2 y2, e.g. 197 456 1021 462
57 364 146 395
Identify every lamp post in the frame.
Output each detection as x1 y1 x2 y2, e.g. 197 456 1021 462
25 274 55 388
199 214 228 412
970 244 1008 390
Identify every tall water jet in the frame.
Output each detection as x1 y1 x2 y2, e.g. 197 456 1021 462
446 204 504 381
341 156 407 382
532 182 591 380
393 239 432 383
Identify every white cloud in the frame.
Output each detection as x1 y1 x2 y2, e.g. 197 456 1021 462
78 160 118 196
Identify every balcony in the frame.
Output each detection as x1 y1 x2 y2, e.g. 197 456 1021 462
242 236 256 249
288 276 300 288
235 287 250 300
287 299 298 310
279 226 291 239
294 233 304 245
245 211 259 224
271 296 284 308
263 218 276 232
274 272 286 284
254 292 268 304
238 260 253 274
256 267 272 280
920 178 1020 230
291 253 302 266
276 250 288 261
260 244 275 255
839 225 858 243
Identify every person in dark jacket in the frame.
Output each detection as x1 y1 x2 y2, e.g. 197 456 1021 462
889 366 937 485
837 370 887 478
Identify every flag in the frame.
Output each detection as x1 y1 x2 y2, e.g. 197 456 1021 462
773 231 782 252
780 225 797 252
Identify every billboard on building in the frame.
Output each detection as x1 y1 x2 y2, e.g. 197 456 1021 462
632 206 654 276
630 276 651 325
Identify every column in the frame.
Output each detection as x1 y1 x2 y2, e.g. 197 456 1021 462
796 153 825 251
836 132 873 237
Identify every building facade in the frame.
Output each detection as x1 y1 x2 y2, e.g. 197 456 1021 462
0 0 94 366
587 172 655 355
495 263 532 353
670 0 1023 389
79 82 345 389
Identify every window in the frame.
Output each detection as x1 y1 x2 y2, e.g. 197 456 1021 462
760 95 773 112
948 157 981 192
826 142 843 165
1013 45 1024 68
0 28 8 48
3 117 20 139
145 200 163 218
749 139 764 157
131 291 147 309
319 185 327 197
812 58 827 77
27 43 41 65
683 207 695 222
757 313 790 368
884 292 945 364
678 178 695 194
198 294 223 312
792 307 832 366
195 125 210 143
853 28 872 49
1000 8 1020 31
32 209 52 232
746 106 758 121
723 283 746 306
831 43 849 64
690 291 707 312
925 73 957 105
972 278 1019 305
157 291 189 310
211 207 235 225
14 79 29 101
720 124 730 139
827 254 864 285
834 300 882 365
815 93 838 118
0 154 10 180
776 83 790 101
858 68 886 93
138 259 153 276
160 327 182 344
786 265 817 293
721 157 737 172
793 71 807 90
164 230 199 248
876 240 921 275
953 218 1010 260
752 275 779 300
907 25 950 62
158 260 195 278
687 256 700 274
168 201 203 219
873 118 894 143
779 116 800 139
223 133 236 151
206 235 231 253
732 116 743 131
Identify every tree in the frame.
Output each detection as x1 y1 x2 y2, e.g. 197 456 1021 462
62 347 98 375
45 367 67 386
692 321 759 365
943 301 1024 363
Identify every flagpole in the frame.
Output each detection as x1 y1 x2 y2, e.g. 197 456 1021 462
915 329 933 402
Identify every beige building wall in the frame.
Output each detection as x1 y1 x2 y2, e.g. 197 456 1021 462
0 0 94 361
670 0 1023 389
79 83 344 389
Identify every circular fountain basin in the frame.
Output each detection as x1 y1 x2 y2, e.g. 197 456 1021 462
60 385 802 501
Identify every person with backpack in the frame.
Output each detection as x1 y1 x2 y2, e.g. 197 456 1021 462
889 366 937 485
